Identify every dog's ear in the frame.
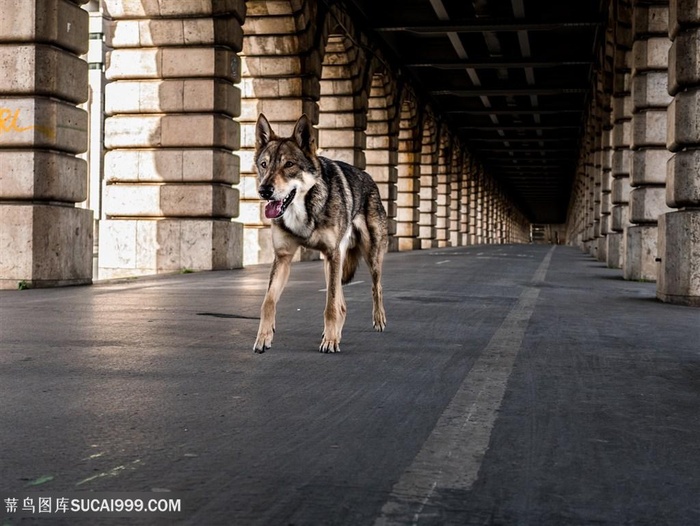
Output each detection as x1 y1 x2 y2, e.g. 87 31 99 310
292 114 316 156
256 113 275 151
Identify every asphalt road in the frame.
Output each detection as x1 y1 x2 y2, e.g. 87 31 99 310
1 244 699 525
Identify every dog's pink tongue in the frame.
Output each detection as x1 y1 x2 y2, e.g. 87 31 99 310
264 200 283 219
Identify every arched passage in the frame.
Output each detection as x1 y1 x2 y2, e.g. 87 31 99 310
317 9 368 168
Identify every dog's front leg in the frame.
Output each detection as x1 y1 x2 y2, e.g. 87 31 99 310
254 253 293 353
320 251 346 353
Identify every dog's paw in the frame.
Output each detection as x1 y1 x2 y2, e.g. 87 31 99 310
373 310 386 332
253 343 269 354
253 328 274 354
319 338 341 353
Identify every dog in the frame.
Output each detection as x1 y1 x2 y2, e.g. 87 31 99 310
252 113 388 353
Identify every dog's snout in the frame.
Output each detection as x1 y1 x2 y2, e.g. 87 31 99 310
259 185 274 200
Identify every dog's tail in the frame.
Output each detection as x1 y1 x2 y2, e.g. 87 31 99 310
342 244 361 285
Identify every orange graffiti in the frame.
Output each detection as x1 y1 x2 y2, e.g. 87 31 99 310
0 108 55 139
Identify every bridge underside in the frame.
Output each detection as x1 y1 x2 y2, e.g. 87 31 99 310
0 0 698 305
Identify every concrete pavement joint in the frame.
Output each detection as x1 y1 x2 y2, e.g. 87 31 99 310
374 246 555 525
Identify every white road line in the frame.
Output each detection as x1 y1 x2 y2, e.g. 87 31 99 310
435 260 450 265
374 246 555 526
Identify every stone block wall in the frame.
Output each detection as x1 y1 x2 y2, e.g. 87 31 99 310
0 0 93 289
448 144 463 247
418 113 438 249
98 0 245 278
435 130 451 247
396 93 421 251
608 32 633 268
365 71 399 251
99 0 245 278
239 0 319 265
658 0 700 305
625 1 672 281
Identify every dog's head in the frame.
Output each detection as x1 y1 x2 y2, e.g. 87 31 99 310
254 114 320 220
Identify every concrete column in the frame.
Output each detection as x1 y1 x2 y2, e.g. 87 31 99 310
468 167 478 245
476 167 485 244
607 1 633 267
583 140 597 255
566 165 585 248
481 178 490 244
99 0 244 278
592 115 604 258
599 126 613 262
396 99 420 251
448 146 462 247
0 0 93 289
79 4 106 276
460 157 470 245
486 180 495 244
365 73 398 252
658 0 700 305
625 2 673 281
418 116 438 249
435 132 451 247
239 0 319 264
597 21 616 261
609 61 634 267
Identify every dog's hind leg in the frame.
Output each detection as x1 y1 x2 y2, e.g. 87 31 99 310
320 250 346 353
342 242 361 285
367 248 386 332
254 251 295 353
362 214 387 332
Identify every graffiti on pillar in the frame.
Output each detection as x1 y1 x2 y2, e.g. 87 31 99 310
0 108 55 139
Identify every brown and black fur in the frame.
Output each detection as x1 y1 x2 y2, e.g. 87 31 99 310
253 113 388 353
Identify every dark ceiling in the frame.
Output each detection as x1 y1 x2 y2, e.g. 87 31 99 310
342 0 608 224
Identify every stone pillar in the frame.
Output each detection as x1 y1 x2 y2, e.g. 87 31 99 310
435 131 451 247
599 126 613 261
481 178 490 244
418 116 438 249
625 2 672 281
460 157 471 245
0 0 93 289
365 73 398 252
609 61 634 267
99 0 244 278
658 0 700 305
396 98 420 251
485 179 495 244
80 3 106 275
239 0 318 264
448 145 462 247
468 165 478 245
607 1 633 268
583 140 597 255
592 119 605 258
476 167 485 244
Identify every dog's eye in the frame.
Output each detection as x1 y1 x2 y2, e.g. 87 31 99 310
260 161 267 169
284 161 294 169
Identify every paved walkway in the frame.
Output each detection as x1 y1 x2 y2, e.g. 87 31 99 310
1 244 699 525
